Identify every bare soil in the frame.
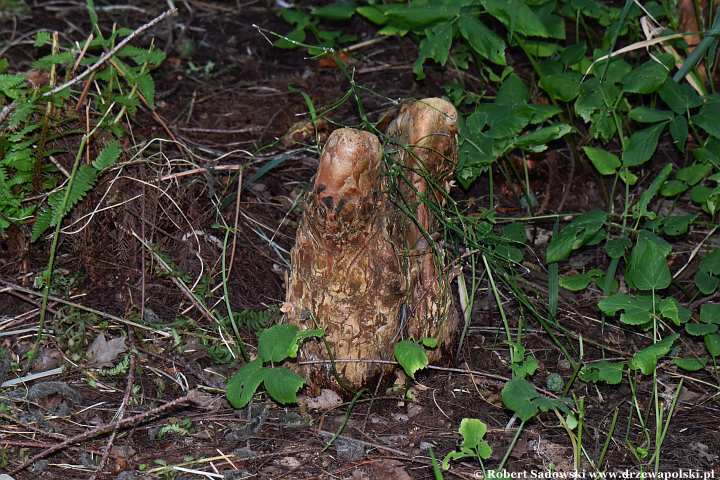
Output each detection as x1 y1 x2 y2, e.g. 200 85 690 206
1 2 719 479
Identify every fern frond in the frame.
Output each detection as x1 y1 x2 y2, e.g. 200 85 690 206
92 140 121 171
235 308 276 332
31 207 53 241
32 165 98 242
50 165 98 226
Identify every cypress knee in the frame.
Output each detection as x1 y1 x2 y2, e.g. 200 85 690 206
285 99 459 392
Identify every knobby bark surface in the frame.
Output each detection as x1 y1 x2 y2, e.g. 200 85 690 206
285 98 459 392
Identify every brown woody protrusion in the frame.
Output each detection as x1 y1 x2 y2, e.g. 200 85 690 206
285 100 459 392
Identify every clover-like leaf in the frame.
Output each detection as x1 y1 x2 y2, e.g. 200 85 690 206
626 230 671 291
673 357 707 372
630 334 679 375
226 358 265 409
546 210 606 263
583 146 620 175
394 340 429 379
262 367 305 405
258 324 300 363
622 123 666 167
579 360 624 385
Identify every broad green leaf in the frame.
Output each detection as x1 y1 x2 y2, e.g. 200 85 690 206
705 333 720 357
262 367 305 404
496 73 529 106
695 269 720 295
258 324 299 363
591 58 633 83
356 6 387 25
598 293 652 325
226 358 264 409
579 360 624 385
690 184 713 204
621 123 666 167
274 27 306 49
669 115 688 151
501 377 539 421
546 210 606 263
312 2 356 21
482 103 533 139
685 323 718 336
672 357 707 372
394 340 428 379
458 16 506 66
619 168 638 185
527 103 562 123
663 214 696 236
696 249 720 294
676 163 712 185
559 42 586 66
658 79 702 114
626 230 671 291
620 308 652 326
630 333 679 375
501 378 567 421
483 0 550 37
694 101 720 138
539 72 582 102
658 297 682 325
514 124 573 151
522 39 560 57
660 180 688 197
92 140 121 171
384 5 460 29
560 273 592 291
623 60 669 93
413 22 453 79
291 327 324 358
633 163 672 219
120 46 166 66
700 303 720 324
629 107 674 123
583 147 620 175
693 146 719 165
604 236 630 259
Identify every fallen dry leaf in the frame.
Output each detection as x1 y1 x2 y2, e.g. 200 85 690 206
300 388 343 410
86 333 127 367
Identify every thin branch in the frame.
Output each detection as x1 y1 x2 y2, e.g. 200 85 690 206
0 7 177 126
10 390 201 474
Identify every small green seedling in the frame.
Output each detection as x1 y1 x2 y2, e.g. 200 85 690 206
226 324 323 409
442 418 493 470
393 337 437 379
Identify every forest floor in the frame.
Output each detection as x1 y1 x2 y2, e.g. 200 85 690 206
1 1 719 479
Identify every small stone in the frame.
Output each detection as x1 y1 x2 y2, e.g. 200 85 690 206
419 441 436 452
335 437 365 462
277 456 301 468
29 459 49 473
232 447 256 460
391 412 409 422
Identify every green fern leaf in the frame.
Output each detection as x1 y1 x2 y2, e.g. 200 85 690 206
136 73 155 108
50 165 97 226
92 140 121 171
32 164 99 242
31 207 53 241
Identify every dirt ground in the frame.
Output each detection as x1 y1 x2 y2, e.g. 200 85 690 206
1 1 719 479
